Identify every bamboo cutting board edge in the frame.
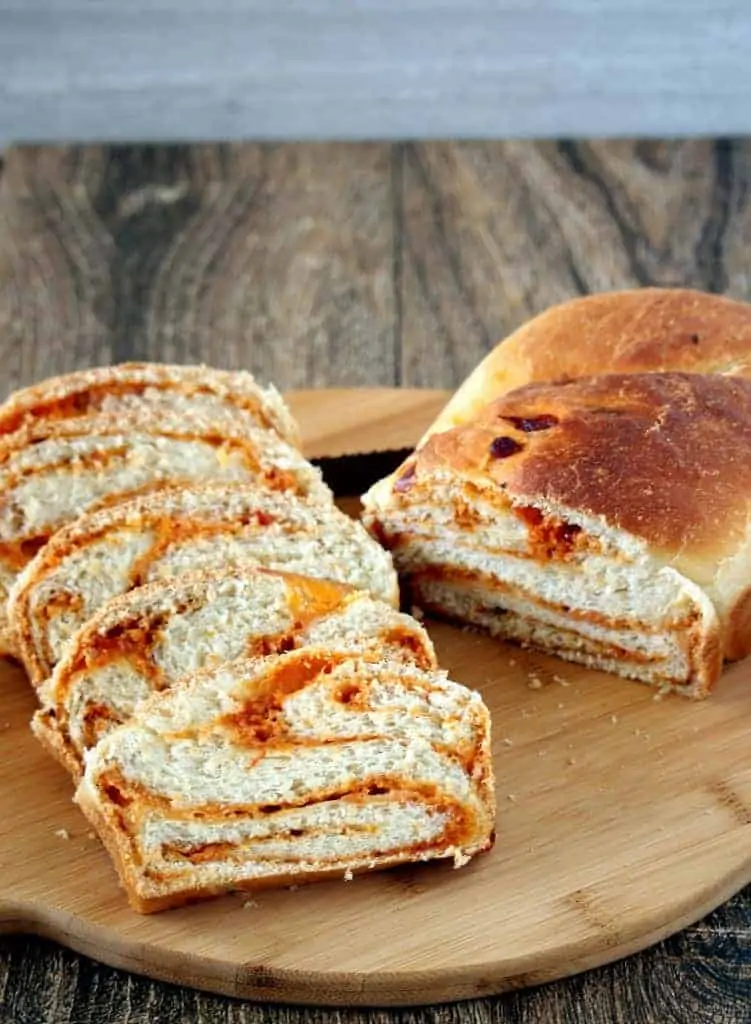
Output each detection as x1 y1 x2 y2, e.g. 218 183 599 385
1 386 750 1007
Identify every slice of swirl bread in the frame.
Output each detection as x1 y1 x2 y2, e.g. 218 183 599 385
75 646 495 913
9 483 398 685
33 568 436 780
0 363 300 447
0 412 328 655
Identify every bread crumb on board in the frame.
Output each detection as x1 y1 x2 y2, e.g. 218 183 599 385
242 899 259 911
344 869 354 882
54 828 70 840
527 675 543 690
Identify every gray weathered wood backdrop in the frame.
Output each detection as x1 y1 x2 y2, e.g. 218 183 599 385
3 2 751 143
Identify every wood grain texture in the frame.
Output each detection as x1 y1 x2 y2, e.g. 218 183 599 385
3 2 751 143
0 144 397 390
1 139 751 1021
399 140 744 386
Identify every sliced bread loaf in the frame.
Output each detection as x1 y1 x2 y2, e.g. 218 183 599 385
9 482 398 685
0 363 300 447
0 412 329 654
362 372 751 697
33 567 436 779
75 646 495 913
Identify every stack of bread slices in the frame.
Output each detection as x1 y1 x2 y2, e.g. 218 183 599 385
0 363 495 913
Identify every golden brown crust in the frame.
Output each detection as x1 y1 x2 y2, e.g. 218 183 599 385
31 708 85 781
410 372 751 567
0 617 19 660
422 288 751 441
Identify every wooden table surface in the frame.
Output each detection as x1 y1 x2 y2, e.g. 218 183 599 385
1 139 750 1022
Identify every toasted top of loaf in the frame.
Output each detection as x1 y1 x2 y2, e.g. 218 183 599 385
420 288 751 443
365 373 751 659
0 363 300 447
10 482 398 683
75 647 494 911
0 411 328 576
34 567 436 777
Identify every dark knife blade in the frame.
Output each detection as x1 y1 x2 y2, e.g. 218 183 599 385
311 448 412 498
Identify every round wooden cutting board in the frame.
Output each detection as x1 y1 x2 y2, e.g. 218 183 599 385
1 388 751 1007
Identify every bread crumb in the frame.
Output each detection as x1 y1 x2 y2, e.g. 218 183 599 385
344 869 354 882
567 757 577 765
537 749 547 757
553 674 569 687
557 702 565 710
610 715 618 724
54 828 70 840
242 899 259 910
508 659 517 667
410 605 424 622
452 850 472 869
506 794 517 802
87 831 96 840
527 675 543 690
288 885 299 892
501 737 513 747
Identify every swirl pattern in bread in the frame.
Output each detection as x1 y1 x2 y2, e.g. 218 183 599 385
0 412 328 653
10 482 397 684
33 567 436 779
0 362 300 447
75 647 494 913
